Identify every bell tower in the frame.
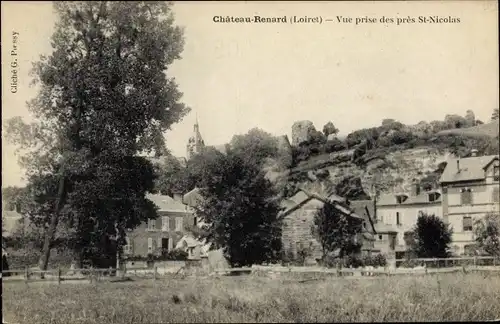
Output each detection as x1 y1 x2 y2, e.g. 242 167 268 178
186 115 205 160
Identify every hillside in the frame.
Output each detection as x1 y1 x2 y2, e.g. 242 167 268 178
267 120 499 200
437 120 499 139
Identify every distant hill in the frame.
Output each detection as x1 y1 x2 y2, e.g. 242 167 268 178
437 120 499 139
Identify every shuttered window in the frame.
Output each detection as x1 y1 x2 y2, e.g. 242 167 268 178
148 237 153 252
493 187 500 203
147 219 156 231
463 216 473 232
162 216 170 231
460 188 473 205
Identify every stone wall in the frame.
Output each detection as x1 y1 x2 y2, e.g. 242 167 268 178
282 199 324 261
292 120 316 146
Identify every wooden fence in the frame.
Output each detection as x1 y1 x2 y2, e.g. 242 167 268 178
2 256 500 284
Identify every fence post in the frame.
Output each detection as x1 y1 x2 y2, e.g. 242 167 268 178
57 267 61 285
24 266 29 284
153 266 157 282
473 256 477 267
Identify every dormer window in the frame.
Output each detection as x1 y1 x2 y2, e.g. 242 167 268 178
396 194 408 204
428 192 441 202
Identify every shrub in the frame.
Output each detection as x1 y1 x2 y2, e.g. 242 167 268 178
389 130 415 145
323 138 346 153
362 254 387 267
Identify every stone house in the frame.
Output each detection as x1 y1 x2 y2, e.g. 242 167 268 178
279 188 371 263
439 153 499 255
123 193 199 258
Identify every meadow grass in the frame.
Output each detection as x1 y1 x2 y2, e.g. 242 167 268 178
3 272 500 323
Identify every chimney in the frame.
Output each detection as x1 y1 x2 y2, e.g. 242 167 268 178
172 192 183 202
457 160 461 173
410 179 420 197
470 149 478 157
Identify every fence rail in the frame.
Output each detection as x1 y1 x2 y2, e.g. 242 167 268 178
2 256 500 284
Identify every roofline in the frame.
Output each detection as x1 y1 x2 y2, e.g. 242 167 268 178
483 156 499 170
440 178 485 185
377 201 442 207
278 188 362 221
364 205 377 235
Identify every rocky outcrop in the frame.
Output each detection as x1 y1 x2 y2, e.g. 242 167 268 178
278 147 452 200
275 135 293 169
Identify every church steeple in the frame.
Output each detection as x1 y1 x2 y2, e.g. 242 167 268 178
186 115 205 160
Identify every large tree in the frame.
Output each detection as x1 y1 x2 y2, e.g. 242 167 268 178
407 212 453 258
4 1 189 270
229 128 279 167
194 149 282 267
312 202 363 261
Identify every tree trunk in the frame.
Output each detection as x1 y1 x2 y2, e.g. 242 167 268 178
38 169 67 273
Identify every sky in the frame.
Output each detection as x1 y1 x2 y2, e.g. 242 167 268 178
1 1 499 187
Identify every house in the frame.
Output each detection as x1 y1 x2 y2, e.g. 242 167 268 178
439 153 499 255
279 188 367 263
376 180 443 251
2 210 25 238
2 196 28 238
123 193 197 257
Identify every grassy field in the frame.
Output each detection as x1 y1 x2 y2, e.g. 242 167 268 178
3 273 500 323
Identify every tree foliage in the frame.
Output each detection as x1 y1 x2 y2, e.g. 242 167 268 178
491 108 499 121
322 121 339 137
312 202 362 260
474 213 500 257
408 212 453 258
193 150 282 267
3 1 189 269
230 128 279 166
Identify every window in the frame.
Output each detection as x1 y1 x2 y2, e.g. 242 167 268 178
463 216 473 232
124 237 133 254
494 166 499 181
175 217 183 231
428 192 440 202
161 216 170 231
147 218 156 231
378 235 383 240
460 188 473 205
193 217 198 226
493 187 500 203
396 212 401 226
147 237 153 252
157 237 162 249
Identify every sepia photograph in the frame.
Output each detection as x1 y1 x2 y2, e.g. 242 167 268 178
1 1 499 323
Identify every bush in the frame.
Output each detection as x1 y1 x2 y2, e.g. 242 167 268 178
362 254 387 267
323 139 346 153
389 130 415 145
322 253 387 268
